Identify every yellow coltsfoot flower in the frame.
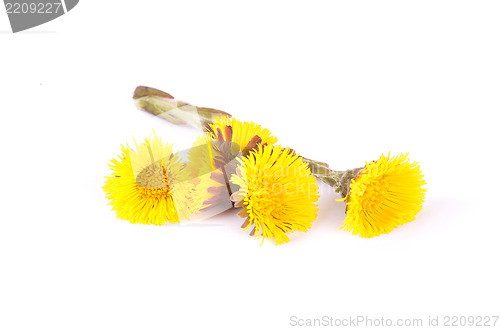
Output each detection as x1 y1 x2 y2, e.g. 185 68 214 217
309 153 426 238
341 153 426 237
103 133 202 225
230 145 319 245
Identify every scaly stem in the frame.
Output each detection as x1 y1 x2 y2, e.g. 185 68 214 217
302 156 363 197
133 86 232 130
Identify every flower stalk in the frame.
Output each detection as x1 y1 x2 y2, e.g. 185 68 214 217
133 86 232 130
303 157 363 198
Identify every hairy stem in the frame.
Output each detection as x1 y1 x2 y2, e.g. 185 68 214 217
133 86 232 130
302 156 362 197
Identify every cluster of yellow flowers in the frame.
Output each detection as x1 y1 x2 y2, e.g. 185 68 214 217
103 86 426 245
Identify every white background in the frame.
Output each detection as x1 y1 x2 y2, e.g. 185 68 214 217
1 1 499 329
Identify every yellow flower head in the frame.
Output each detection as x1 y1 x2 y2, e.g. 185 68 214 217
341 153 426 238
205 117 278 156
230 145 319 245
103 133 202 225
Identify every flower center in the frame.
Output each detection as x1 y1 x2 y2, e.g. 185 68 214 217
135 160 171 198
353 177 389 210
249 180 284 219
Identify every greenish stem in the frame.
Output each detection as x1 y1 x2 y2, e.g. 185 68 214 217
133 86 232 130
302 156 362 198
